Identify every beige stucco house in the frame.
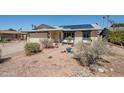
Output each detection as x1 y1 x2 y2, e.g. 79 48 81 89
25 24 102 44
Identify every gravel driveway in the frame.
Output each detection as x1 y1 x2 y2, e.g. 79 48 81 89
0 41 26 57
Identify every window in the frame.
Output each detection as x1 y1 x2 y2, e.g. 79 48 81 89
63 32 75 39
83 31 91 40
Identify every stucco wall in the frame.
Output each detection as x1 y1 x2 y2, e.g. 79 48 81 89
91 30 98 41
29 33 48 38
27 32 48 43
74 31 82 44
74 30 98 44
61 32 63 42
91 30 97 37
27 30 98 44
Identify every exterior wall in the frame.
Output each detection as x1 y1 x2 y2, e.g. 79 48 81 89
29 32 47 38
91 30 97 37
91 37 98 41
27 31 61 43
91 30 98 41
27 30 98 44
27 32 48 43
74 30 98 44
74 31 82 44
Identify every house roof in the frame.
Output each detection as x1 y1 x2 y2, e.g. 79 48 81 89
0 30 27 34
109 27 124 31
34 24 56 30
59 24 93 29
24 24 102 32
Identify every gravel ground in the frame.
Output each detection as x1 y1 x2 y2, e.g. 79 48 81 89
0 44 86 77
0 42 124 77
0 41 26 57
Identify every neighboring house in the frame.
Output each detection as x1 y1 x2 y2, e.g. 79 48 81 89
0 30 27 41
109 27 124 31
109 23 124 31
25 24 102 44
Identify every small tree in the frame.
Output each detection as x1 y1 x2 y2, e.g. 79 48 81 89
66 36 73 44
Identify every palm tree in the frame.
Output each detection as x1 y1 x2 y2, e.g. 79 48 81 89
102 16 106 27
106 15 110 28
18 28 22 31
31 24 37 30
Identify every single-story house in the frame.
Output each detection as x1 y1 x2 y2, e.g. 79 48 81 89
25 24 102 44
109 27 124 31
0 30 27 41
109 23 124 31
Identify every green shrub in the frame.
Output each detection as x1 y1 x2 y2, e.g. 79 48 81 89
24 43 41 56
0 38 10 43
66 36 73 43
108 30 124 46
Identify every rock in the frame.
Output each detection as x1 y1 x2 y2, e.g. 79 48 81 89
110 68 114 72
48 56 52 59
71 68 95 77
61 50 66 53
89 64 99 72
90 64 107 73
98 68 105 73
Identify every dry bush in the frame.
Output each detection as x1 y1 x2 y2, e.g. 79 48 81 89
74 37 109 66
91 37 109 56
40 39 54 48
47 39 54 48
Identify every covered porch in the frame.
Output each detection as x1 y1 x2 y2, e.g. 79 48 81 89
49 31 75 43
49 31 62 43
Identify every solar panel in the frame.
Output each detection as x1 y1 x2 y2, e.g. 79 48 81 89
60 24 93 29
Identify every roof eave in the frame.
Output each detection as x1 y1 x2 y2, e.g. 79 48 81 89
23 28 102 33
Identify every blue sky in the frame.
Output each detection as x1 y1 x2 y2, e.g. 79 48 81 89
0 15 124 30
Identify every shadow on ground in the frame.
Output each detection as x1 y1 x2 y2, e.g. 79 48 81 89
0 57 11 64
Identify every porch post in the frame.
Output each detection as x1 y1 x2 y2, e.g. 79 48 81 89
61 31 63 42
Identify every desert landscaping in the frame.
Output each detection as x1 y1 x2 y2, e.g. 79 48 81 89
0 16 124 77
0 40 124 77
